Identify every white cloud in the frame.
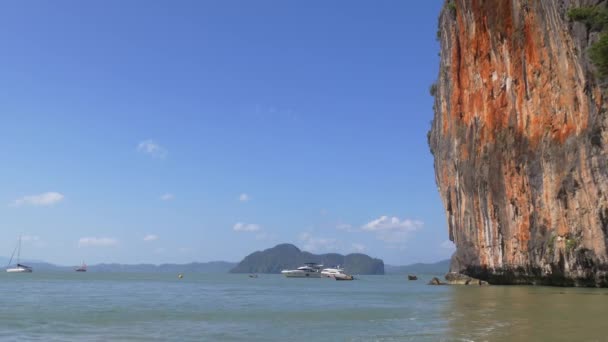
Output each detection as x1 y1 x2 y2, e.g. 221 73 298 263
160 193 174 201
143 234 159 242
361 216 423 244
21 235 41 242
12 192 64 207
336 223 356 232
255 232 277 241
233 222 261 232
351 243 367 253
137 140 167 158
362 216 423 232
78 237 118 248
21 235 47 247
441 240 456 250
299 232 337 252
297 233 365 253
238 193 250 202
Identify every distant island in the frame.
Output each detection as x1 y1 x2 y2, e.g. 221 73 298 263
1 252 451 275
385 259 450 275
88 261 237 273
229 243 385 275
0 258 236 273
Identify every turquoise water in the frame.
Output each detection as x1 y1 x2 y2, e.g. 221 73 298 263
1 273 607 341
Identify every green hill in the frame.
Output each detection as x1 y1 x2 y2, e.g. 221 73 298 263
0 258 236 273
89 261 236 273
385 259 450 275
230 243 384 274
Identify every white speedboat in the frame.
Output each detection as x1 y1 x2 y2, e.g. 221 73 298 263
333 273 354 281
281 263 323 278
6 264 33 273
321 266 354 280
321 266 346 278
6 236 33 273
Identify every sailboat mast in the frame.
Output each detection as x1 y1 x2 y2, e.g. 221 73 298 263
17 235 21 264
7 241 17 266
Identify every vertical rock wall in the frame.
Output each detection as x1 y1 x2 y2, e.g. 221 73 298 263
430 0 608 286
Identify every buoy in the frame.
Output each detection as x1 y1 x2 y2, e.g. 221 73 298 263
178 274 183 279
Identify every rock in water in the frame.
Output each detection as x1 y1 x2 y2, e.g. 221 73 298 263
408 274 418 280
428 277 445 285
444 272 488 286
429 0 608 287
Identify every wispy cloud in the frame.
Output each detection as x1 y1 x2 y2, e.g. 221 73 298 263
238 193 250 202
362 216 423 232
441 240 455 250
12 192 64 207
255 232 277 241
297 232 368 254
336 223 356 232
254 105 299 122
160 193 174 201
299 232 337 252
78 237 118 248
361 216 423 244
233 222 261 232
143 234 159 242
21 235 47 247
137 140 167 158
351 243 367 253
21 235 41 242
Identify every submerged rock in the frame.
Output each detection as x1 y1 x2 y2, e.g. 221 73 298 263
444 272 489 286
428 277 446 285
429 0 608 287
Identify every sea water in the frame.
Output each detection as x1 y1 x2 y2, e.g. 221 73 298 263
0 272 606 341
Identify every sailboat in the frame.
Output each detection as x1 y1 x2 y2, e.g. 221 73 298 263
75 261 87 272
6 236 33 273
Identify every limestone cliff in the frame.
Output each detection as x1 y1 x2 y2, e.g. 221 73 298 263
430 0 608 286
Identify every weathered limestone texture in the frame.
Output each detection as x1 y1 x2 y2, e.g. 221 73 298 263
430 0 608 286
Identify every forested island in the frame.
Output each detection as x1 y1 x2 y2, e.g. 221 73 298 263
230 243 385 275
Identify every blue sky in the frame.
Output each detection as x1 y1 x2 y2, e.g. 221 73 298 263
0 0 452 266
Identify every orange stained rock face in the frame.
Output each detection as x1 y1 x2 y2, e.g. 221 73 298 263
433 0 608 282
446 0 588 147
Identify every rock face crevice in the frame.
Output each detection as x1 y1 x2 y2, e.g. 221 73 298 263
430 0 608 286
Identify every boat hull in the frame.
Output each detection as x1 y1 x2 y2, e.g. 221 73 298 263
321 268 352 280
321 271 341 278
6 267 32 273
334 273 354 280
281 271 322 278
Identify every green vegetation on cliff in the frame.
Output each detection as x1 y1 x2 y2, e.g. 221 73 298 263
568 6 608 78
590 35 608 78
229 244 384 274
567 7 608 31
